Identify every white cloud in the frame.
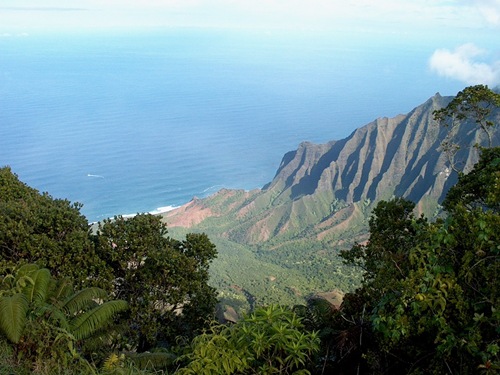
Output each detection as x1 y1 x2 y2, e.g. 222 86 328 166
429 43 500 86
472 0 500 26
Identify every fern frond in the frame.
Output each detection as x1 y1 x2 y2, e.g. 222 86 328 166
15 263 40 279
0 293 28 343
70 300 128 340
61 287 108 315
103 352 122 371
34 303 70 331
23 268 51 305
51 278 74 303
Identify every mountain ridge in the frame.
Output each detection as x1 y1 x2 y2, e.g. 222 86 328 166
163 93 460 242
160 91 499 309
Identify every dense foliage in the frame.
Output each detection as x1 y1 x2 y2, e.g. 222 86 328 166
95 214 218 351
329 86 500 374
0 263 127 374
0 167 111 289
333 150 500 373
177 305 320 375
0 167 218 372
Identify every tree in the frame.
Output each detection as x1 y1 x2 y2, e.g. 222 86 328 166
433 84 500 171
340 197 427 299
442 146 500 213
0 167 220 355
95 214 218 351
334 86 500 373
0 167 112 290
370 150 500 373
336 199 429 373
293 296 347 374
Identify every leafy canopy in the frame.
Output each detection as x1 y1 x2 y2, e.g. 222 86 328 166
95 214 218 351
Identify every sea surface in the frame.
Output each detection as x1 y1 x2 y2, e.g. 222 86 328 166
0 29 467 222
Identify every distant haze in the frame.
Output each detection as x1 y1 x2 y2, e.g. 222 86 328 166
1 1 499 86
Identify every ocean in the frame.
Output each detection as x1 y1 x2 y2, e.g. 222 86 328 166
0 28 467 222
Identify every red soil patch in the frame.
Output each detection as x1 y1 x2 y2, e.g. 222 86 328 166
162 199 216 228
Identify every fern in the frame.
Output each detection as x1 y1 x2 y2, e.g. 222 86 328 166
51 278 74 303
70 300 128 340
82 320 128 355
61 287 108 316
23 268 51 305
14 264 40 279
103 352 122 371
34 303 71 331
0 293 28 343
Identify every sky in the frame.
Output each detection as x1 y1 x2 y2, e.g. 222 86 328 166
0 0 499 86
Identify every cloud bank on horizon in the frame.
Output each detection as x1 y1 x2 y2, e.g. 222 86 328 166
1 0 499 87
1 0 498 32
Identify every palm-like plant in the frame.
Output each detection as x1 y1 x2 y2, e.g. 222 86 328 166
0 263 128 372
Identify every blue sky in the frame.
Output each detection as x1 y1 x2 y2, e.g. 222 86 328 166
0 0 499 86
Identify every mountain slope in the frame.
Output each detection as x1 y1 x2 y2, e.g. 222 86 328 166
164 94 477 241
161 92 499 310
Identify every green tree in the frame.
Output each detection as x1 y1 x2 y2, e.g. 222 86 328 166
177 305 320 375
433 84 500 171
293 297 344 374
442 146 500 213
340 197 427 301
95 214 218 351
335 86 500 373
370 150 500 373
336 198 429 373
0 167 112 289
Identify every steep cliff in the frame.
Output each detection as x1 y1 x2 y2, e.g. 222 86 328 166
165 93 498 244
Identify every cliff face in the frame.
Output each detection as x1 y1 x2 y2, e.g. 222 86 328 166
266 94 454 203
163 93 497 245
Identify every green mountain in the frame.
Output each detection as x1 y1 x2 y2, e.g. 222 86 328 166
162 93 499 315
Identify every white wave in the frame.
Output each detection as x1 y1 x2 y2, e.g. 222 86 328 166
87 173 104 178
149 205 179 214
112 205 179 220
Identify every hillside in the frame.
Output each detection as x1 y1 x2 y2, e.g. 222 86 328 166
162 92 499 313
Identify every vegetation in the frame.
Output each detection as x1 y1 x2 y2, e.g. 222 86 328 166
328 85 500 373
0 85 498 373
0 167 111 290
0 263 127 374
176 305 320 375
434 84 500 171
95 215 218 351
332 149 499 373
0 167 219 372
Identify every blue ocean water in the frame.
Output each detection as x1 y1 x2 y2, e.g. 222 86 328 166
0 29 466 222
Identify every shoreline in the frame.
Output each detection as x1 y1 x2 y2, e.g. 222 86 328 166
89 205 180 225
